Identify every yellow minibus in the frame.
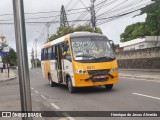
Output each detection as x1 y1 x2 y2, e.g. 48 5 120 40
41 32 118 93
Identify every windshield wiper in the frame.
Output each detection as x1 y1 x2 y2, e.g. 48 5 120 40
96 56 114 60
75 55 97 60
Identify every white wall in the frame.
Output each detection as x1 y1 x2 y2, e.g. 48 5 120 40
121 36 160 51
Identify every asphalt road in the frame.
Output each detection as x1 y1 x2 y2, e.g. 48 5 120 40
28 69 160 120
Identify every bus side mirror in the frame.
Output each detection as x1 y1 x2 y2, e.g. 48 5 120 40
109 40 115 52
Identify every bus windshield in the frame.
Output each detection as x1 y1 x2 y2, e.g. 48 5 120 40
71 36 115 62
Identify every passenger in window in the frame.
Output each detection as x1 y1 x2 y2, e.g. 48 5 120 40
63 42 71 61
63 42 69 56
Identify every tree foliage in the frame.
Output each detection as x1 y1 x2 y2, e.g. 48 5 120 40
0 43 17 66
120 0 160 42
30 58 41 68
49 25 103 41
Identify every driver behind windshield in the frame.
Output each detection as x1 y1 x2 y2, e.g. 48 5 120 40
92 42 104 56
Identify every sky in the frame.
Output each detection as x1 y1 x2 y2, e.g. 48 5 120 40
0 0 152 66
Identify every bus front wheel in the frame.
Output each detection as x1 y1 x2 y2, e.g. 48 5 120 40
105 84 113 90
48 74 57 87
67 77 76 93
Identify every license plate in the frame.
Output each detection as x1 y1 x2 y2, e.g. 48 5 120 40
96 75 106 79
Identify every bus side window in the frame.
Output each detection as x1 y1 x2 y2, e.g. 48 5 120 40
41 49 44 61
48 47 52 60
44 48 48 60
51 46 56 60
63 42 71 61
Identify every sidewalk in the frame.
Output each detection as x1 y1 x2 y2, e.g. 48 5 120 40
0 71 61 120
0 69 16 81
119 69 160 80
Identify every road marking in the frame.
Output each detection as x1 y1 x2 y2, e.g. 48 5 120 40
40 95 46 100
133 93 160 100
31 87 34 90
120 77 160 83
35 91 39 94
50 103 60 110
31 94 34 96
63 113 75 120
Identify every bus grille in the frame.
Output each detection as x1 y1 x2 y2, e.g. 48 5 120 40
88 69 110 75
91 77 109 82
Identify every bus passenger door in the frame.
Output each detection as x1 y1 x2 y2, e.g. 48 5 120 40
50 46 58 83
56 45 63 83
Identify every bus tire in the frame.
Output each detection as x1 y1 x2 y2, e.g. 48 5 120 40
48 74 57 87
67 77 76 93
105 84 113 90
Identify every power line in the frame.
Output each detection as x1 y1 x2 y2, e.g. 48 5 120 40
81 0 117 26
79 0 90 12
95 0 109 14
95 0 118 14
68 0 80 10
65 0 74 9
0 0 153 27
0 10 86 22
0 7 87 17
96 4 149 25
97 0 150 20
0 2 152 26
72 10 89 26
97 0 129 17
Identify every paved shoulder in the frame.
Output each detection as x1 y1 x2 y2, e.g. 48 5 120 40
119 69 160 81
0 69 16 82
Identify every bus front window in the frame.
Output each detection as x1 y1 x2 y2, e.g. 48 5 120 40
71 37 115 62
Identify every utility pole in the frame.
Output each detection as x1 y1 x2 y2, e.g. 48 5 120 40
31 48 34 69
60 5 69 27
46 22 51 42
12 0 32 119
35 39 38 68
90 0 96 32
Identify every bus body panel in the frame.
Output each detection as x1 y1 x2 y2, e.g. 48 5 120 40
41 61 45 79
63 59 75 86
41 60 51 80
72 59 118 87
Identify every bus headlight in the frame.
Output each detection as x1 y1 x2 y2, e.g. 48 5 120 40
74 70 86 74
111 68 118 72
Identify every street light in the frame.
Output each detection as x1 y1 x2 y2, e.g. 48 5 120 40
35 39 38 68
34 31 41 69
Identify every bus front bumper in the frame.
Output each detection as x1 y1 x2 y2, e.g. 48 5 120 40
74 73 118 87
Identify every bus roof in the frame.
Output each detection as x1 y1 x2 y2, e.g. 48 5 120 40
43 32 107 48
70 32 106 38
44 36 66 48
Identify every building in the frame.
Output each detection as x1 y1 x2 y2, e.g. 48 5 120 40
120 36 160 51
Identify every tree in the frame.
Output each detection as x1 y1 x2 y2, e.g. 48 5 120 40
120 0 160 42
0 44 17 67
49 25 103 41
4 48 17 66
30 58 41 68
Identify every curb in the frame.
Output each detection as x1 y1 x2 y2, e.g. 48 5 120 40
119 75 160 81
0 69 17 82
0 76 17 82
119 69 160 72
